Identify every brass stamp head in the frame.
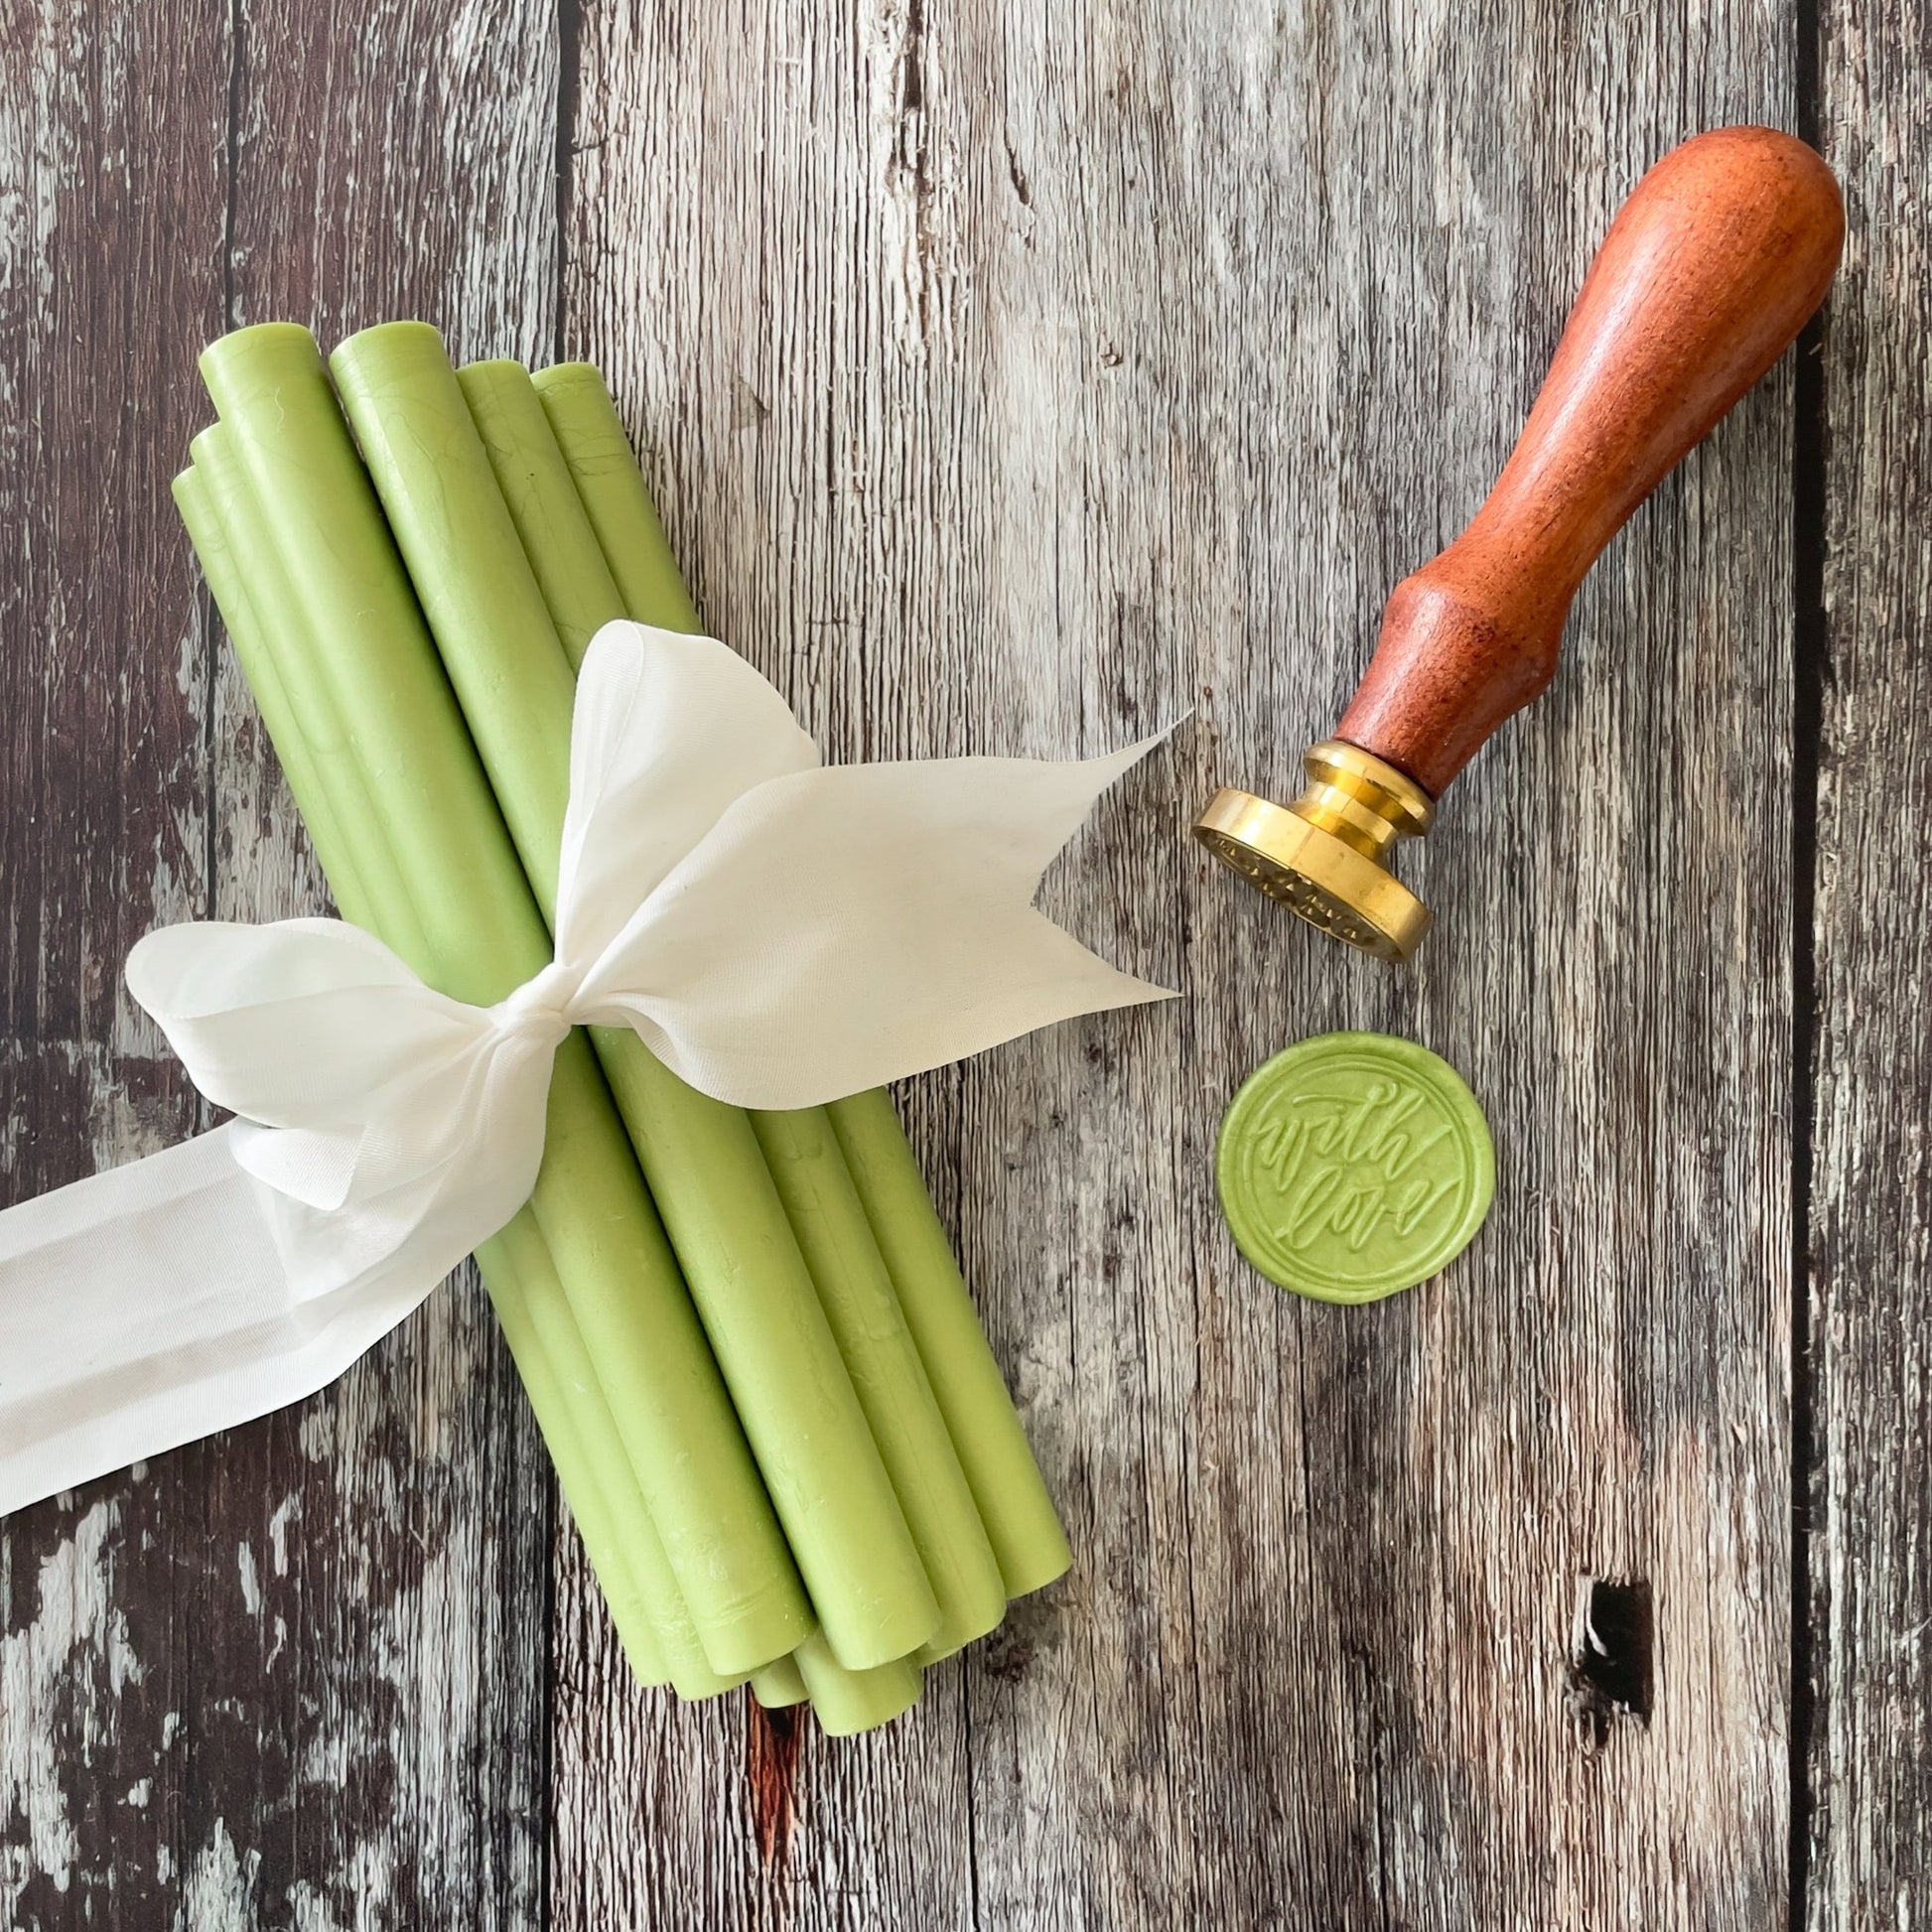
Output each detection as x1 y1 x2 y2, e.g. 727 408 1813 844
1192 741 1437 962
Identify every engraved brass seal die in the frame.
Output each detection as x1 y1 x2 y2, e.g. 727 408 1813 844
1216 1033 1493 1304
1193 741 1436 962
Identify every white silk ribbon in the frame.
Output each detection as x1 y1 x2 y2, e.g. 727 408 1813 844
0 621 1173 1513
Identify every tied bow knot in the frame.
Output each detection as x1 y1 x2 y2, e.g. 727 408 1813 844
491 961 582 1051
123 622 1175 1310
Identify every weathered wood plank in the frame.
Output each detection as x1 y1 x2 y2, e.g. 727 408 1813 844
4 5 564 1925
0 8 231 1924
564 1 1799 1925
553 11 983 1923
191 5 564 1923
1808 4 1932 1923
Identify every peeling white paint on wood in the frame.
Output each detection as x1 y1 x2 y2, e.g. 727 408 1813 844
0 1502 138 1915
179 1820 261 1932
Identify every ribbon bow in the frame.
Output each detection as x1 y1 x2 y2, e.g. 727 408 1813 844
123 622 1173 1304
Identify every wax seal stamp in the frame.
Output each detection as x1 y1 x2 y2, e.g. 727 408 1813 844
1195 742 1435 962
1194 127 1845 960
1216 1032 1493 1304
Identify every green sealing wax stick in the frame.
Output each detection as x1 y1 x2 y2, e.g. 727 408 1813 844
526 361 703 633
199 323 811 1677
754 1638 926 1728
189 429 436 975
172 465 371 931
750 1656 810 1710
525 362 1071 1605
499 1210 749 1700
467 1216 674 1691
830 1089 1073 1598
792 1631 921 1736
456 350 1005 1661
455 359 626 669
750 1107 1007 1661
330 322 938 1672
177 461 687 1694
758 1636 925 1731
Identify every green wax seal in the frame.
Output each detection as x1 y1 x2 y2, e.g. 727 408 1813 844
1216 1032 1494 1305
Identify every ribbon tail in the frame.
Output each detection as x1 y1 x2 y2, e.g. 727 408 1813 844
0 1127 445 1517
577 728 1182 1111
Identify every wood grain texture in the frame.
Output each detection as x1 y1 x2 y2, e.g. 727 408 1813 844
1808 1 1932 1923
560 2 1797 1926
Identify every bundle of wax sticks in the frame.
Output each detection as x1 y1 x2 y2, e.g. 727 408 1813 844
173 323 1070 1734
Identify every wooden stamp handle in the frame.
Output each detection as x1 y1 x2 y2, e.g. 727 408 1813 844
1335 126 1845 796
